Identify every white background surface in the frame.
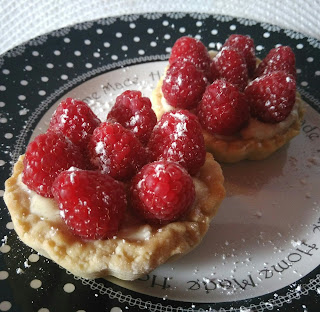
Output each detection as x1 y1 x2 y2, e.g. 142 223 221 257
1 0 320 55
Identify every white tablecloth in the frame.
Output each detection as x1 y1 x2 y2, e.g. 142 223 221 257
1 0 320 56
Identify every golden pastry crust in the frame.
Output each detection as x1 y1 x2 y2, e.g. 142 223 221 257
151 62 305 163
4 153 225 281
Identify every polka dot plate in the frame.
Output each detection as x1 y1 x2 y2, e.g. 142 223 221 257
1 12 320 312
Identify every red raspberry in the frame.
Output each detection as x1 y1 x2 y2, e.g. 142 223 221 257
211 47 248 91
52 169 127 239
162 59 207 110
223 34 256 77
88 122 148 181
147 109 206 175
22 132 86 198
107 90 157 145
48 97 101 150
197 80 250 135
255 46 296 78
169 36 212 79
245 71 296 123
130 160 195 223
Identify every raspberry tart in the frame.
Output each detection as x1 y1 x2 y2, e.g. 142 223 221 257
152 35 305 163
4 93 225 281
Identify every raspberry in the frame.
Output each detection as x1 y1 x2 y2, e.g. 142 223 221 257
223 34 256 77
52 169 127 239
48 98 101 150
130 160 195 223
162 59 207 110
255 46 296 78
197 80 250 135
169 36 212 79
211 47 248 91
22 132 86 198
88 122 148 181
147 109 206 175
107 90 157 145
245 71 296 123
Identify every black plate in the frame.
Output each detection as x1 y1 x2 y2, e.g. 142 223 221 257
1 13 320 312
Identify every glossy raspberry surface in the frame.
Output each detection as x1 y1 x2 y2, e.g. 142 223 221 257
107 90 157 145
22 132 86 198
223 34 256 77
162 59 207 109
211 47 248 91
147 109 206 175
169 36 212 79
130 160 195 223
197 80 250 135
245 71 296 123
255 46 296 78
48 98 101 149
52 169 127 239
88 122 148 181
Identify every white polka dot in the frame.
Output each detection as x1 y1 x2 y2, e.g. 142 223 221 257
54 50 61 56
315 70 320 76
41 76 49 82
46 63 54 69
165 47 172 53
162 20 169 26
76 310 86 312
93 52 100 58
4 133 13 139
0 271 8 280
263 32 270 38
104 42 110 48
20 80 28 86
129 23 136 29
296 43 304 49
2 69 9 75
179 27 186 33
111 55 118 60
133 36 140 42
0 118 7 124
61 74 68 80
64 37 71 43
66 62 74 68
230 24 236 30
0 86 6 91
25 65 32 71
296 68 302 74
0 301 12 311
121 45 128 51
138 49 145 55
32 51 39 56
96 28 103 34
0 102 5 107
110 308 122 312
164 34 171 40
211 29 218 35
256 45 264 51
18 95 26 101
6 222 13 230
85 63 92 68
147 28 154 34
196 21 202 27
116 32 122 38
74 51 81 56
0 245 10 253
29 254 40 263
38 309 49 312
84 39 91 45
0 190 4 197
301 81 308 86
195 34 201 40
30 279 42 289
38 90 46 96
307 57 314 62
63 283 75 293
150 41 157 47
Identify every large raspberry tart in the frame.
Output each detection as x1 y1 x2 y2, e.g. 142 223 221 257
4 94 225 281
152 35 305 163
